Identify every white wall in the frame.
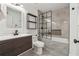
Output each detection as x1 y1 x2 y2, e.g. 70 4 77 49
69 3 76 56
0 4 7 35
23 5 38 36
69 3 79 56
0 19 7 35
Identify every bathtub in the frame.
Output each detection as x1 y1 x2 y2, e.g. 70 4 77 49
43 36 68 44
52 37 68 44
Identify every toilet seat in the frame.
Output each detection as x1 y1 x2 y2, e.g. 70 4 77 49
33 41 44 47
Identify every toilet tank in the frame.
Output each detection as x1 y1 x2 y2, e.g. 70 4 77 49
32 35 38 42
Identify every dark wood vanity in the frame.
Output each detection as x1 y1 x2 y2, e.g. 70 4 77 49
0 35 32 56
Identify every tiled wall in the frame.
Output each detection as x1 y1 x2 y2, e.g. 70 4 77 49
52 6 70 39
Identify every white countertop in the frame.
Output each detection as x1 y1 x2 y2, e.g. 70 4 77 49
0 34 32 41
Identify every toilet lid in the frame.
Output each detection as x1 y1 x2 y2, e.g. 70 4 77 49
34 41 44 47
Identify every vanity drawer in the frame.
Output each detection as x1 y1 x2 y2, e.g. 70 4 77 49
13 36 32 48
0 39 15 54
5 42 32 56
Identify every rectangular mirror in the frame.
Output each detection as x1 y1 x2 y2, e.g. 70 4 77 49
7 6 22 28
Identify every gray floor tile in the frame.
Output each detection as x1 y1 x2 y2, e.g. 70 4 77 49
19 40 69 56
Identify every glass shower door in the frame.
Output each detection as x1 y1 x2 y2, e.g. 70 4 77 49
38 10 52 40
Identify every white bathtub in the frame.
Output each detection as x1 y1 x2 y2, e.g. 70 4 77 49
43 36 68 44
52 37 68 44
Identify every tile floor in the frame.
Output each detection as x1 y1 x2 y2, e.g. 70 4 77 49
19 40 69 56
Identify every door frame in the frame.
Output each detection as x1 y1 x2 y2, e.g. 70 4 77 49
69 3 78 56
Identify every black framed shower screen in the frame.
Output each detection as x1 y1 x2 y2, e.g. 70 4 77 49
38 10 52 40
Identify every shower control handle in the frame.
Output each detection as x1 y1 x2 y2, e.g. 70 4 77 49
74 39 79 44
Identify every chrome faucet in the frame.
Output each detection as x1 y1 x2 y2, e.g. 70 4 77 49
14 30 19 36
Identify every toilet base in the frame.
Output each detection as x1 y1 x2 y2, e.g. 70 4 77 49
34 46 43 55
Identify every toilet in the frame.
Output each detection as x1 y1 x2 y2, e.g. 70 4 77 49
32 35 44 55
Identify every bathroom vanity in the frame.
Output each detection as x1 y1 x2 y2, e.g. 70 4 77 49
0 34 32 56
0 4 32 56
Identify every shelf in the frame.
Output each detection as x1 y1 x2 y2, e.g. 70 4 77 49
39 16 52 19
39 28 47 29
39 22 51 24
27 13 37 17
27 21 37 23
27 13 37 29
